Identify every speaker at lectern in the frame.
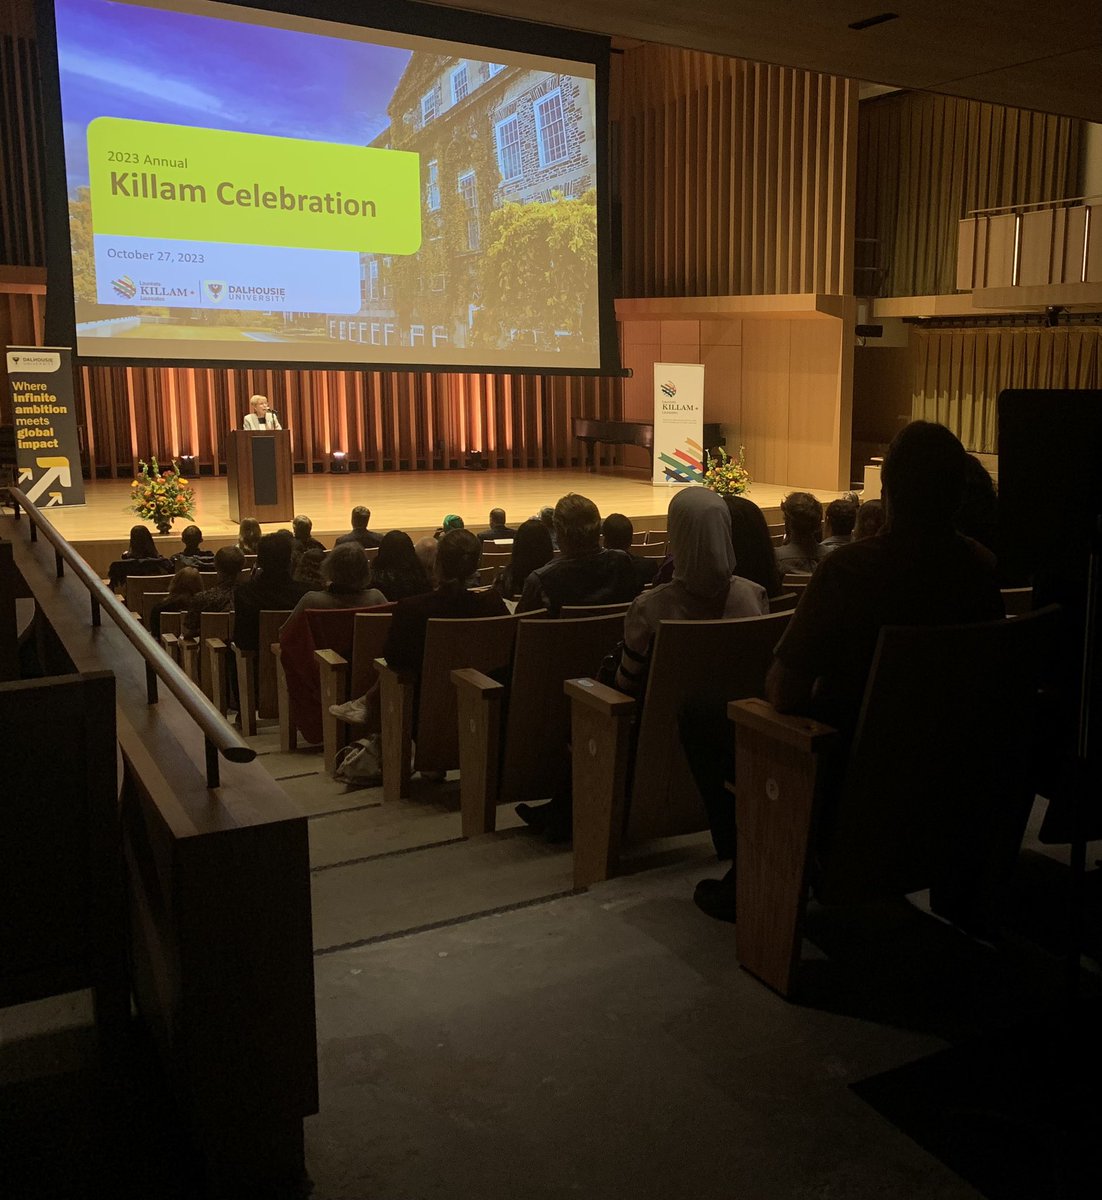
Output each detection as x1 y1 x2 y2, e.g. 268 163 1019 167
225 430 294 524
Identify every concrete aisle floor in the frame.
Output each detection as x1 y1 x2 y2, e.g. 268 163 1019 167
306 858 983 1200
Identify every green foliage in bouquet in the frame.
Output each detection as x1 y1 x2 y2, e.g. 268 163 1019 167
131 456 195 533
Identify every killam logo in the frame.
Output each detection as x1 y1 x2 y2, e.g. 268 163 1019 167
112 275 137 299
202 279 226 303
660 380 677 398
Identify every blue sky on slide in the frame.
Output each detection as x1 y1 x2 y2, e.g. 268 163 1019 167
55 0 414 191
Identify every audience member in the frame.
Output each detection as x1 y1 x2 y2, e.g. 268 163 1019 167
820 496 859 554
517 493 640 616
184 546 244 637
478 507 517 543
853 499 885 540
370 531 432 602
171 524 214 569
775 491 826 575
437 514 465 537
293 547 326 588
497 519 554 599
615 489 768 695
292 514 326 553
414 536 438 579
335 506 383 549
724 496 782 597
233 532 311 652
955 454 999 554
290 543 385 616
601 512 659 589
536 506 559 550
329 530 507 729
236 517 262 555
107 524 171 592
148 566 203 639
691 421 1005 922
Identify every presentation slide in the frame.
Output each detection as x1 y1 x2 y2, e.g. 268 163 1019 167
50 0 604 370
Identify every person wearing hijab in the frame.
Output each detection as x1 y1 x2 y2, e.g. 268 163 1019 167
615 488 768 695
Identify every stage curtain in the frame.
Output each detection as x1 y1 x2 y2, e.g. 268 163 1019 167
912 328 1102 452
857 93 1081 298
0 9 46 268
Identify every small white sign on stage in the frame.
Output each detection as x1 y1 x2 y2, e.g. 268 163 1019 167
653 363 705 486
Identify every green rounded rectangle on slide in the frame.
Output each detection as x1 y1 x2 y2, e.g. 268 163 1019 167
87 116 422 255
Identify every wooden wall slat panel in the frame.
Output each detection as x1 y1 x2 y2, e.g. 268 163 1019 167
618 45 857 298
857 92 1082 297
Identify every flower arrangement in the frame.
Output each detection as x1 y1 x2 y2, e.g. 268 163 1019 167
703 445 751 497
131 456 195 534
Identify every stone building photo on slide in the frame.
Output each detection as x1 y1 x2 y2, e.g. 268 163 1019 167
333 52 599 358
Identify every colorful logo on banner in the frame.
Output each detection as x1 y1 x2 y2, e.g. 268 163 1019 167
660 380 677 398
658 435 705 484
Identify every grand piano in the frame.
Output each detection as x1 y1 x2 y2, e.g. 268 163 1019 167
572 418 725 472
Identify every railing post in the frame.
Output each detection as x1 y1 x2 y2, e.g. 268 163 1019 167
30 521 37 542
145 661 158 704
91 595 101 627
55 551 64 578
205 736 220 789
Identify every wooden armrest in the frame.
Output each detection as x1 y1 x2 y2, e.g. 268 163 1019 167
316 648 350 669
206 637 229 654
728 697 837 751
161 632 178 649
451 667 504 700
374 656 416 685
128 608 141 623
564 677 635 717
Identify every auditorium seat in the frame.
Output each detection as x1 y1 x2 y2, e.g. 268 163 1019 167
233 609 292 735
376 611 534 801
565 611 790 886
452 611 624 836
313 610 395 769
729 608 1057 997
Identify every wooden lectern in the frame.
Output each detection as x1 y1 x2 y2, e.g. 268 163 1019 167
226 430 294 523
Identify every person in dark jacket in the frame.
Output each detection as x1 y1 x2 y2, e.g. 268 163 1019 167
517 494 640 617
334 506 384 549
107 524 171 592
233 532 311 652
477 508 518 543
601 512 658 590
370 530 432 602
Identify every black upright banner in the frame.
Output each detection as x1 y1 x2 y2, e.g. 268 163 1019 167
6 346 85 507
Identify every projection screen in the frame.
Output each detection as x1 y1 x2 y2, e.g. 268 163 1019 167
42 0 614 372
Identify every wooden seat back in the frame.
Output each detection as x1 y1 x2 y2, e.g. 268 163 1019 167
476 563 500 587
414 612 527 772
140 590 170 627
258 609 290 717
349 611 395 697
643 530 667 545
560 601 631 618
501 612 626 804
627 610 792 842
637 542 667 558
124 572 172 612
199 610 233 697
782 572 812 596
1000 586 1032 617
769 591 798 613
819 609 1057 909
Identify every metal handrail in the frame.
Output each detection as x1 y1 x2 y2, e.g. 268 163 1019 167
967 193 1102 218
6 487 255 785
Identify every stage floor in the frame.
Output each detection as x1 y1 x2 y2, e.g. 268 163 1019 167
35 468 847 574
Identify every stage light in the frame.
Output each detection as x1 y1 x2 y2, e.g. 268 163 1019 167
178 454 198 477
330 450 348 474
464 450 488 471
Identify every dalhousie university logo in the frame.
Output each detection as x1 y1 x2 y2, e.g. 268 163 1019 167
111 275 137 299
660 380 677 398
202 279 226 303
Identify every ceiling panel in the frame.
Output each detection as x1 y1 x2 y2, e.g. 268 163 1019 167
426 0 1102 122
